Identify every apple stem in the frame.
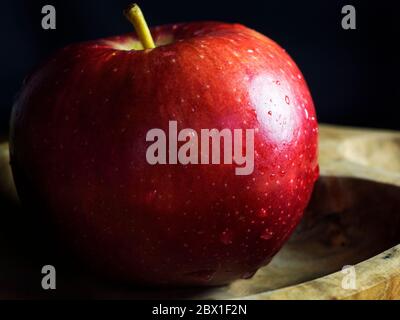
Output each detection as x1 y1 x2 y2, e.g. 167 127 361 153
124 4 156 49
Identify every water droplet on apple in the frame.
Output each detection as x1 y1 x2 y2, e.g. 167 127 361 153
267 110 272 116
220 229 233 245
275 80 280 85
257 208 268 217
269 173 276 180
260 229 274 240
285 95 290 104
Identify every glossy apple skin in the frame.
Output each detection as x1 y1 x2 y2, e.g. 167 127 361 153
10 22 318 286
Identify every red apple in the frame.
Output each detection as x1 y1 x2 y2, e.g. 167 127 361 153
10 5 318 286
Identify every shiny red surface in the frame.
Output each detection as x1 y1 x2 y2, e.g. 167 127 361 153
10 22 318 285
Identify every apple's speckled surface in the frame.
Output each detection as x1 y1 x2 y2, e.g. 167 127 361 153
9 22 318 285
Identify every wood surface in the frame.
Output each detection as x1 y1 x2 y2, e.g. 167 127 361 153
0 124 399 299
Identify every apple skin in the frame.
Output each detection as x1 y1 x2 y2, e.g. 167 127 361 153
10 22 318 286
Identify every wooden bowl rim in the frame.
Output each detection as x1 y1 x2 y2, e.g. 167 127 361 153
241 243 400 299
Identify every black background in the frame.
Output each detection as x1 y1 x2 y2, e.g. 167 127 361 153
0 0 398 136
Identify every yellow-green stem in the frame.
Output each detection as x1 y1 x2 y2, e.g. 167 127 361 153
124 4 155 49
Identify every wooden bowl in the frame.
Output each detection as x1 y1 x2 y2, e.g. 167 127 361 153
1 124 399 299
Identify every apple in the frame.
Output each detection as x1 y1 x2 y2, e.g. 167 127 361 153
9 4 318 286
